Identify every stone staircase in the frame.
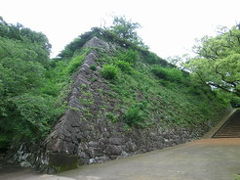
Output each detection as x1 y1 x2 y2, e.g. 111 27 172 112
213 110 240 138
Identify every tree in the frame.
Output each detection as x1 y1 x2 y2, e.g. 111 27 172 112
110 16 145 47
0 17 51 65
0 18 58 149
186 25 240 99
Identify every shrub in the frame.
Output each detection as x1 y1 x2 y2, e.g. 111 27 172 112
90 64 97 71
151 66 184 83
144 51 160 64
101 64 119 80
123 106 146 128
3 94 64 143
230 96 240 108
115 60 132 73
66 51 87 74
151 66 167 79
117 49 138 64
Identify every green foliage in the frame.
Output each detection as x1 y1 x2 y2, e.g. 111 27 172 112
0 18 65 150
90 64 97 71
115 60 132 73
100 49 138 74
186 25 240 98
0 43 87 149
9 94 62 140
59 22 147 60
0 18 51 66
101 64 119 80
151 66 167 79
58 29 99 58
59 28 130 58
151 66 184 83
116 49 138 64
101 48 226 129
123 105 147 128
0 58 45 95
0 17 228 152
109 16 144 46
142 51 163 64
65 50 88 74
143 51 160 64
0 19 51 51
230 95 240 107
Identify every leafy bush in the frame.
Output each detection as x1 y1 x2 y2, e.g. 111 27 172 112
110 16 140 42
0 57 45 95
151 66 184 83
101 64 119 80
117 49 138 64
115 60 132 73
0 94 64 148
90 64 97 71
143 51 161 64
123 105 147 128
0 18 67 150
151 66 167 79
10 94 63 139
66 53 86 74
230 96 240 107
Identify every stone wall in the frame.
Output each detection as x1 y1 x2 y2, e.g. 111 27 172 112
9 37 221 173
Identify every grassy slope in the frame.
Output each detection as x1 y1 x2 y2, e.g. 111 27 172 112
0 23 227 154
94 47 227 131
48 35 227 141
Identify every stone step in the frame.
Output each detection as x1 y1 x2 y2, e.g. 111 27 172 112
213 110 240 138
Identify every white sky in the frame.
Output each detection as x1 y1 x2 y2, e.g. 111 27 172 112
1 0 240 58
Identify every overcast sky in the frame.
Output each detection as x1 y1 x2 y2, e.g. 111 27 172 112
1 0 240 58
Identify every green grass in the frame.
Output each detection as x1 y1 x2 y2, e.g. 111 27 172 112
123 105 147 128
115 60 132 73
101 64 119 80
0 24 227 152
151 65 184 83
97 48 226 129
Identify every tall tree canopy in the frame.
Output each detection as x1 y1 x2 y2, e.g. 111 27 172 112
109 16 145 47
186 26 240 99
110 16 140 41
0 17 51 66
0 18 58 150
